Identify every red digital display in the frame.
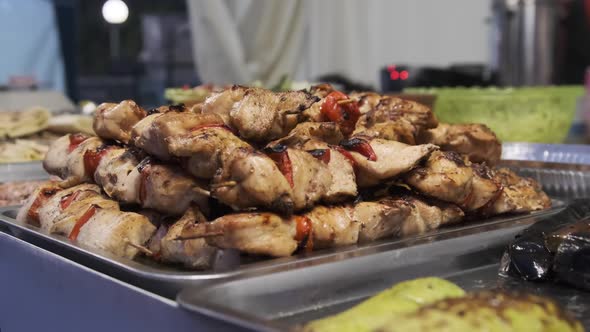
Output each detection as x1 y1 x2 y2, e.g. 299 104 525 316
387 65 409 81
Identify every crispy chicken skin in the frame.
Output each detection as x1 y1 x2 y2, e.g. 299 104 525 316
93 100 146 143
351 138 438 187
489 168 551 214
306 205 359 249
212 148 295 215
350 91 381 114
179 212 299 257
405 151 502 211
201 85 320 142
131 111 225 160
230 88 318 141
147 207 218 269
353 96 438 144
418 123 502 165
172 126 250 179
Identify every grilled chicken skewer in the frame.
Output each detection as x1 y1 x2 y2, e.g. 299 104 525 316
417 123 502 165
405 151 550 214
147 206 219 269
177 195 465 257
350 92 439 145
198 85 320 142
43 134 209 215
17 183 156 259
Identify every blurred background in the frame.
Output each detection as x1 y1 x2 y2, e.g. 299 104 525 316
0 0 589 143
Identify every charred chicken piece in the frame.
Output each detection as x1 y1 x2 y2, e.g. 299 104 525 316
201 85 320 142
354 199 412 242
93 100 146 143
173 126 250 179
341 136 437 187
147 207 218 269
43 134 104 187
16 182 64 227
301 140 358 203
270 122 344 148
178 212 299 257
131 111 225 160
17 183 156 259
488 168 551 215
349 91 381 114
306 205 359 249
405 151 502 212
43 137 209 216
212 147 295 215
396 196 465 237
353 95 438 144
418 123 502 165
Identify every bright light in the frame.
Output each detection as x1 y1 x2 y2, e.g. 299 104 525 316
102 0 128 24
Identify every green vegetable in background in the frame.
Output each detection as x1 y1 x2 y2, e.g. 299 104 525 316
302 277 465 332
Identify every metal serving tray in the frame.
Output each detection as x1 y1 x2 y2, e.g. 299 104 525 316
178 200 590 332
0 160 48 182
0 202 563 299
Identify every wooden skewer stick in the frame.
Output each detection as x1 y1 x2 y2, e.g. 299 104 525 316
210 181 237 189
193 186 211 197
124 239 154 256
176 229 224 240
337 99 355 105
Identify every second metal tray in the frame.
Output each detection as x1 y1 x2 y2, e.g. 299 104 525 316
0 202 563 299
178 200 590 331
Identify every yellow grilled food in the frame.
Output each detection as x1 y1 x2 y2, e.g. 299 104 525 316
302 277 465 332
377 291 583 332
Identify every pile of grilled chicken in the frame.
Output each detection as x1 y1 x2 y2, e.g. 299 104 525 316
17 84 551 269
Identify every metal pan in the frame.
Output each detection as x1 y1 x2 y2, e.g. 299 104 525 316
0 161 48 182
0 201 563 299
177 199 590 331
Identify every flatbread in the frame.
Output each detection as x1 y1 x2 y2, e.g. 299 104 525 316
47 114 94 135
0 107 50 138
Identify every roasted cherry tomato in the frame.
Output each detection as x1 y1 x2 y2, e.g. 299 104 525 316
307 149 331 164
332 145 357 168
295 215 313 252
83 147 111 178
265 145 294 188
340 137 377 161
320 91 361 136
60 191 81 210
68 205 97 241
68 133 88 153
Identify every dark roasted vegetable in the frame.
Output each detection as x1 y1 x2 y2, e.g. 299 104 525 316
502 199 590 287
553 232 590 291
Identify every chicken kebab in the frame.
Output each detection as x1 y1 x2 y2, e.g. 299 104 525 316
43 133 210 216
92 100 441 215
17 182 219 268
